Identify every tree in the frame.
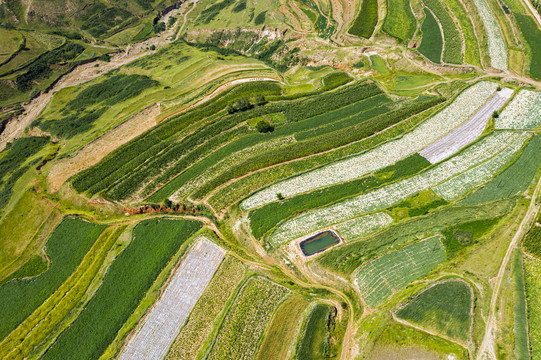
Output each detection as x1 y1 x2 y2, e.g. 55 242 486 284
233 97 252 111
254 94 266 105
256 119 274 133
226 104 235 114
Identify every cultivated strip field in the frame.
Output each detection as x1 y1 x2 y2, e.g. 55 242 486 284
356 236 446 308
269 131 520 246
119 239 225 360
495 90 541 129
419 88 513 164
471 0 507 70
242 82 498 210
335 212 393 241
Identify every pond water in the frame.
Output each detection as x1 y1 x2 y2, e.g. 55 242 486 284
300 231 340 256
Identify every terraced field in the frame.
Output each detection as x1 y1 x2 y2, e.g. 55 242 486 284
0 1 540 359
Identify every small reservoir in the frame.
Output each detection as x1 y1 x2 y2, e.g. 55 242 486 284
300 231 340 256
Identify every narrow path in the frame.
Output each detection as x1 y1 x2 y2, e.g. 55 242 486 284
476 177 541 360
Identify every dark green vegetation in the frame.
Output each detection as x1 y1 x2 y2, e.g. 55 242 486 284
300 231 340 256
523 222 541 259
382 0 416 42
35 74 159 138
513 14 541 80
296 304 334 360
0 255 48 286
441 217 501 258
512 250 529 360
317 198 516 275
42 218 201 360
418 9 443 63
250 154 430 239
349 0 378 38
396 281 472 343
422 0 463 64
0 218 106 341
0 136 49 210
462 135 541 204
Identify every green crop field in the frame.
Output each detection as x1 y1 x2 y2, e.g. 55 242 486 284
295 303 334 359
445 0 481 66
422 0 463 64
0 218 106 341
461 135 541 204
41 218 201 360
418 9 443 63
382 0 416 42
356 236 446 307
513 250 529 360
396 280 472 343
207 276 289 360
524 257 541 359
523 222 541 258
349 0 378 38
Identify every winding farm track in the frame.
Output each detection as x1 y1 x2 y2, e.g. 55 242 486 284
476 177 541 360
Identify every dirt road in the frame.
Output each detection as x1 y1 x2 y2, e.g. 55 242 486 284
476 178 541 360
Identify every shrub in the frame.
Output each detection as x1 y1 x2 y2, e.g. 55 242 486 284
256 119 274 133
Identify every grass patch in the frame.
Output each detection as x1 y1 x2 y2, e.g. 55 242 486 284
356 236 446 307
382 0 416 42
370 55 389 74
396 280 472 343
0 218 106 342
461 135 541 204
256 295 309 360
296 303 334 359
418 9 443 63
42 218 202 360
441 217 501 258
0 255 48 287
349 0 378 38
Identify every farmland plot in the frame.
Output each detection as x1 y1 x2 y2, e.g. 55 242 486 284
356 236 446 308
269 131 520 246
419 88 514 164
471 0 507 70
119 239 225 360
433 132 529 201
495 90 541 129
242 82 498 210
335 212 393 241
207 276 289 360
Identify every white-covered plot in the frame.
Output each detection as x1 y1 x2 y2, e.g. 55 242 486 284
335 212 393 241
241 81 499 211
269 131 520 246
433 132 529 201
419 88 514 164
119 239 225 360
495 90 541 129
471 0 507 70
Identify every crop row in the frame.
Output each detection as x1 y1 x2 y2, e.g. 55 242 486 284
71 81 283 194
0 226 124 359
382 0 416 42
41 219 202 360
242 82 497 210
471 0 507 70
165 256 245 360
461 134 541 204
316 197 516 276
249 154 428 239
295 303 333 359
207 276 289 360
193 96 441 203
422 0 463 64
524 257 541 359
268 131 520 246
209 100 446 212
335 212 393 241
418 9 443 63
119 239 225 360
357 235 446 307
445 0 481 66
495 90 541 129
396 280 472 342
433 133 528 201
349 0 378 38
0 218 106 341
512 250 530 359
